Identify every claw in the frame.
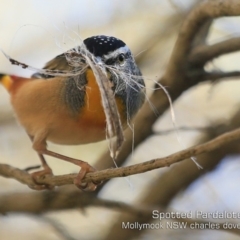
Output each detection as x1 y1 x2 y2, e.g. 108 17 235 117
73 163 101 191
29 164 55 190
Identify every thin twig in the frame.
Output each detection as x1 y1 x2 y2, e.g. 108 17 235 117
1 127 240 188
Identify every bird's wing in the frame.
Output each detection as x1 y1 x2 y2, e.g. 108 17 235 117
31 53 72 79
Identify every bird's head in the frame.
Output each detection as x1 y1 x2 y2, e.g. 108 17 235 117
83 35 146 120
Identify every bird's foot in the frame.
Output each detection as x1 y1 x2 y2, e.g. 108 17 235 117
26 164 55 190
74 163 102 191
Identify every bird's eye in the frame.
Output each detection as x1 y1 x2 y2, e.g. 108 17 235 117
117 54 125 66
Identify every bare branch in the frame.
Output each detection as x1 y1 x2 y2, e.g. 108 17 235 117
0 189 146 215
189 37 240 66
188 69 240 81
0 164 35 187
191 19 212 47
104 107 240 240
96 0 240 174
166 0 240 78
1 127 240 188
154 126 210 135
203 70 240 81
0 189 239 236
97 2 240 239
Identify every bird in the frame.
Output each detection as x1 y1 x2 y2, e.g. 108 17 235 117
0 35 145 191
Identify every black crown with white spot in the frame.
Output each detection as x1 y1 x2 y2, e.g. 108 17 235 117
83 35 126 57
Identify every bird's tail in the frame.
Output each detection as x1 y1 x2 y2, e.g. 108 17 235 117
0 74 14 92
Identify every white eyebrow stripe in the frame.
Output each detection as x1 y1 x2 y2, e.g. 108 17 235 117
103 46 130 60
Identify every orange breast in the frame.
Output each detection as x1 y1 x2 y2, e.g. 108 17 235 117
78 69 106 128
77 69 126 130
